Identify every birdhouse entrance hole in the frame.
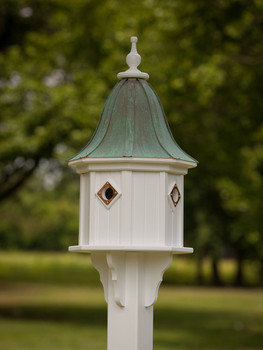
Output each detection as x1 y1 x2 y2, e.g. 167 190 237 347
105 187 114 200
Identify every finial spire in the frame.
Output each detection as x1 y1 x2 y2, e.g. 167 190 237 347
117 36 149 80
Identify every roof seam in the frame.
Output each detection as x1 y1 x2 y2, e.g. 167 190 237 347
69 81 123 160
88 79 128 158
143 80 197 163
150 83 197 162
138 79 173 158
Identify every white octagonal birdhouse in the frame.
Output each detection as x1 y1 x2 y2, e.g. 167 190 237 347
68 37 197 254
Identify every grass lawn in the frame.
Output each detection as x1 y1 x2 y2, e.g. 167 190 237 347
0 251 260 286
0 283 262 350
0 252 262 349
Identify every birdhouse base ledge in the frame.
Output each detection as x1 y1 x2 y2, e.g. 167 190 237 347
68 245 193 254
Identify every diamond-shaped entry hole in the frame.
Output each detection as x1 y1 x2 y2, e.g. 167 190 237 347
97 182 118 206
170 184 181 207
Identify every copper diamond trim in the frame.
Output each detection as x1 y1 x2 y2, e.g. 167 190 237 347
170 184 181 207
97 181 118 206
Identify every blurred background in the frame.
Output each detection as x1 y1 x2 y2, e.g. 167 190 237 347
0 0 262 349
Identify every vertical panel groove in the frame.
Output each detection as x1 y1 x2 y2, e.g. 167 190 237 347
89 172 96 245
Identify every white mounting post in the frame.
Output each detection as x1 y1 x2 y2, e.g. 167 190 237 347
91 251 173 350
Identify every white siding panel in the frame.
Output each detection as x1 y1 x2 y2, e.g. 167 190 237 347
165 174 173 246
79 174 90 245
94 173 109 244
144 172 159 245
132 172 145 245
108 172 121 245
120 171 133 245
167 174 184 247
177 176 184 247
89 172 96 245
159 172 167 246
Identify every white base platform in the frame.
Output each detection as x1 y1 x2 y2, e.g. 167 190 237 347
69 245 193 254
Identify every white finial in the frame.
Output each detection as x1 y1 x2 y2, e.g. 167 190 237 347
117 36 149 80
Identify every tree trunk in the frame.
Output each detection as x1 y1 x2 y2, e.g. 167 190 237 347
234 255 244 286
196 256 204 285
211 257 222 286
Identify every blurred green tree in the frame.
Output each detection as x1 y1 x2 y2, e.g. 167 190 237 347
0 0 262 285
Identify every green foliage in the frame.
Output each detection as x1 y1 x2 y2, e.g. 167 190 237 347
0 251 100 285
0 168 79 250
0 252 260 287
0 0 263 284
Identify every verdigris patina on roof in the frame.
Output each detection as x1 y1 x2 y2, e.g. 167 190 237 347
70 36 196 164
70 78 196 163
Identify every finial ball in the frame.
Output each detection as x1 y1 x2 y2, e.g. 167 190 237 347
131 36 138 43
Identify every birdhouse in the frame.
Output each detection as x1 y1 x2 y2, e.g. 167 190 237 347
68 37 197 350
69 37 197 254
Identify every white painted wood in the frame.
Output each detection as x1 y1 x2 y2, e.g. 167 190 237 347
106 252 126 307
120 171 133 245
144 172 159 245
106 252 153 350
117 37 149 80
88 172 96 246
91 251 109 303
69 245 193 253
91 251 173 350
90 172 122 246
159 172 167 246
79 175 89 245
70 161 195 350
176 175 184 247
144 252 173 307
69 156 197 174
132 172 146 245
73 166 191 252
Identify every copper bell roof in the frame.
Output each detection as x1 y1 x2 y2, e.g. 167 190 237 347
70 37 197 163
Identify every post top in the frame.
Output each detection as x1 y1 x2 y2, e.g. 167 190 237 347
117 36 149 80
130 36 138 43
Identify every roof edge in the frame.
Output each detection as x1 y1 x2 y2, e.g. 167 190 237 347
68 157 198 174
